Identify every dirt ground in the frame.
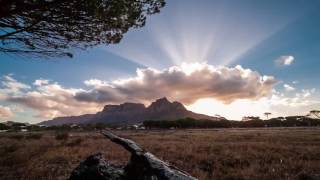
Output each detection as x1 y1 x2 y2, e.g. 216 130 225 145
0 127 320 180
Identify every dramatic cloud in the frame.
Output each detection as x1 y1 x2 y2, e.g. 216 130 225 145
0 105 13 118
1 63 277 119
7 83 100 119
76 63 277 104
284 84 295 91
275 55 295 66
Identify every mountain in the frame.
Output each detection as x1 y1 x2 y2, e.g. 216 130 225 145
40 97 224 126
40 114 95 126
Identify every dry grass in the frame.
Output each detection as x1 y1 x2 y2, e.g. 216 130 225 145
0 128 320 180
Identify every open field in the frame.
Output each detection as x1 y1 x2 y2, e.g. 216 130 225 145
0 128 320 180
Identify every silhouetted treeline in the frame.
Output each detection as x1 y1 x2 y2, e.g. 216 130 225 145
143 116 320 129
0 122 110 132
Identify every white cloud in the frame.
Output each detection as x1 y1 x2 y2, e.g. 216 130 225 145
0 105 13 118
1 63 278 119
266 88 319 117
84 79 110 87
1 75 30 95
283 84 295 91
33 79 49 86
300 88 316 98
275 55 294 66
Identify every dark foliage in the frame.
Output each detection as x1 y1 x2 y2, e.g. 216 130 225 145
45 123 110 131
0 123 9 130
9 134 24 140
26 125 43 131
0 0 165 58
25 133 43 139
55 131 69 141
144 116 320 129
67 138 83 147
0 122 27 131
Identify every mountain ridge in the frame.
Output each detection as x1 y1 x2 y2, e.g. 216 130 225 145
40 97 225 126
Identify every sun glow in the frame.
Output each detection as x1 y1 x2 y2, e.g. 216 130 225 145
186 98 270 120
179 62 207 75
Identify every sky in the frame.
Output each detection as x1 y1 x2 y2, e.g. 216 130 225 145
1 0 320 123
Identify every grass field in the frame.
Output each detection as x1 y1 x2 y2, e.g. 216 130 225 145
0 128 320 180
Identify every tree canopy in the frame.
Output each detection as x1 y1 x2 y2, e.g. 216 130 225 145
264 112 272 120
309 110 320 118
0 0 165 58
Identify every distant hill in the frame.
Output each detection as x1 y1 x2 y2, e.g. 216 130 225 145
40 97 224 126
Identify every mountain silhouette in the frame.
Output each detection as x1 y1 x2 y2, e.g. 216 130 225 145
41 97 224 126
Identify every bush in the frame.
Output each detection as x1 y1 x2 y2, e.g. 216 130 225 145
67 138 83 146
25 133 43 139
55 132 69 141
9 134 24 140
0 123 9 130
3 144 20 154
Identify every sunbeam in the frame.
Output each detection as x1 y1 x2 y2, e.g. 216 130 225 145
105 0 307 69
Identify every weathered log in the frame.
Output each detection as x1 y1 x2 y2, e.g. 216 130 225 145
68 131 197 180
101 131 197 180
68 153 125 180
101 131 144 154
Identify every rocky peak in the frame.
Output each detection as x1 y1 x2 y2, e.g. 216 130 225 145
102 103 145 112
147 97 186 112
172 101 187 110
153 97 170 104
102 105 119 112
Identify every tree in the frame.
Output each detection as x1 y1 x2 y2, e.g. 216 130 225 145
264 112 272 120
242 116 261 121
0 0 165 58
309 110 320 119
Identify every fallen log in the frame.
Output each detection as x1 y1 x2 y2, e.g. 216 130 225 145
68 131 197 180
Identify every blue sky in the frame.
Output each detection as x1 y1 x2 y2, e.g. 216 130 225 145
1 0 320 122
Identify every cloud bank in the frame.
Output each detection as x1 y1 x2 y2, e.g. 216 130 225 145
75 63 277 104
1 63 277 119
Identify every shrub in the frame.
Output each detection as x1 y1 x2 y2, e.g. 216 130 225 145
0 123 9 130
3 144 20 154
55 132 69 141
67 138 83 146
9 134 24 140
26 133 43 139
